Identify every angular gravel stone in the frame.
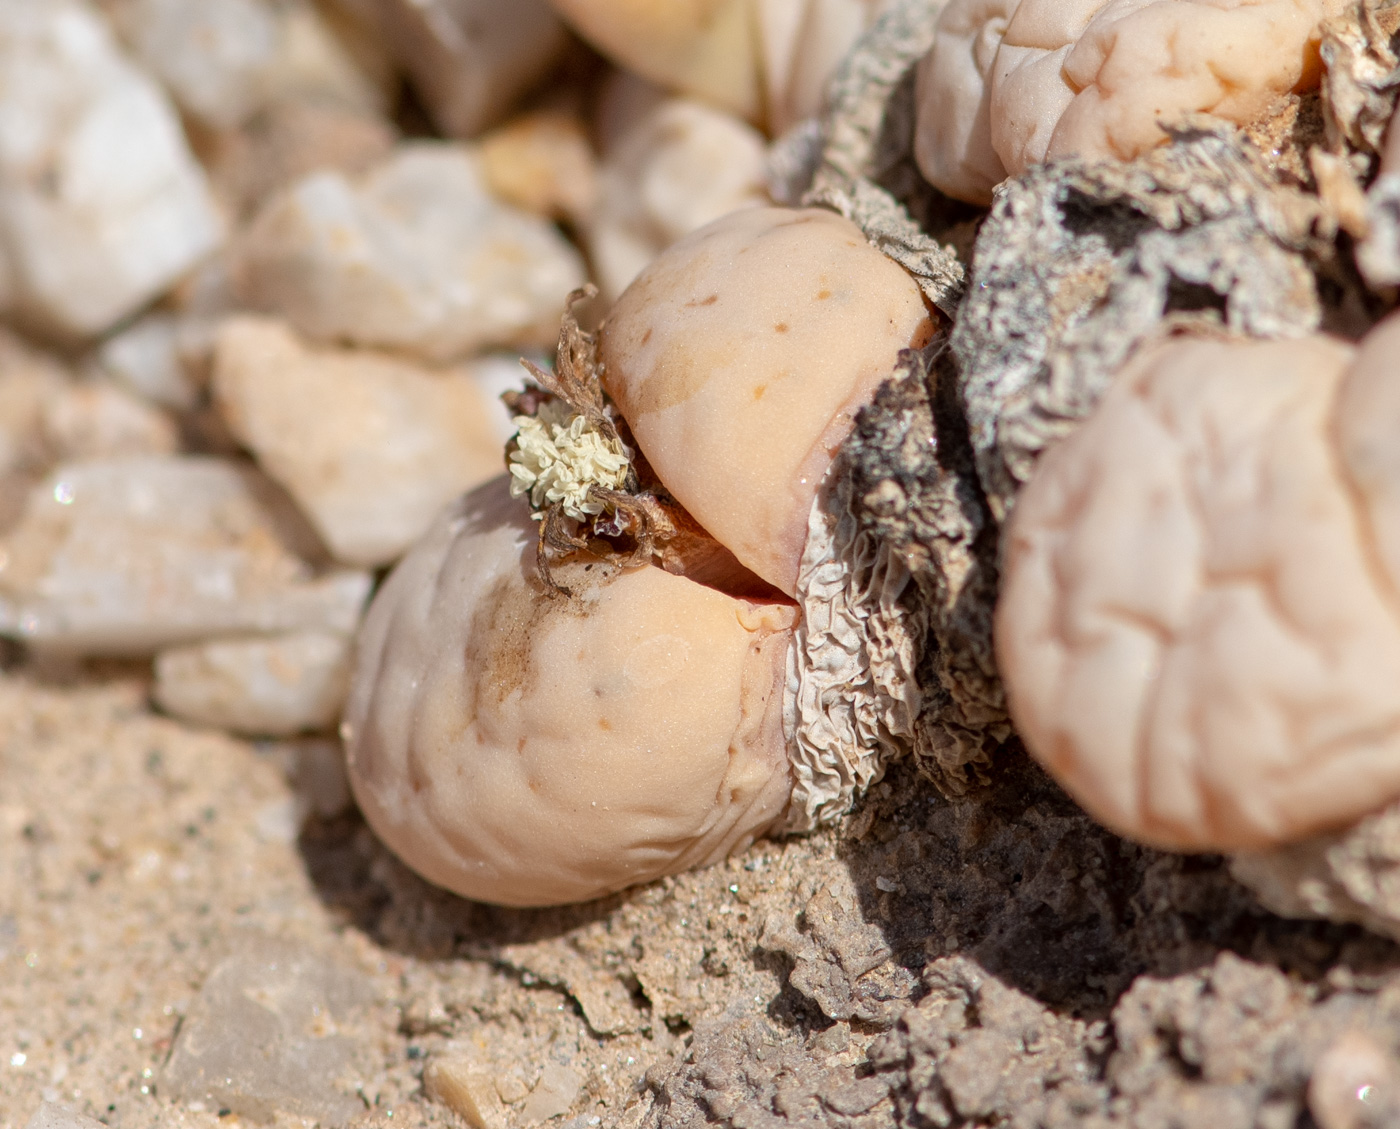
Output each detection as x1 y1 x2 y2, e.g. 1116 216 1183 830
237 143 586 361
0 456 371 655
40 381 179 462
153 630 352 737
202 96 396 221
161 934 373 1125
213 317 505 567
369 0 567 138
113 0 385 130
587 98 768 300
114 0 280 129
521 1063 583 1123
0 0 224 338
24 1104 106 1129
96 312 215 411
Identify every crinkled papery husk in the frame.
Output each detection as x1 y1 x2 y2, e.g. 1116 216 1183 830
783 347 1005 829
1341 0 1400 281
802 0 964 316
783 446 926 832
953 123 1331 524
1231 807 1400 943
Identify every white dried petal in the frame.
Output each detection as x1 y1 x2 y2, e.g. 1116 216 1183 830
507 400 630 520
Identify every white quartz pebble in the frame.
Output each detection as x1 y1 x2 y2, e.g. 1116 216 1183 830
236 144 586 361
25 1104 106 1129
114 0 385 131
97 312 215 411
0 0 224 338
154 630 352 736
115 0 280 129
373 0 567 138
587 98 769 302
213 317 505 567
0 456 371 656
40 381 179 462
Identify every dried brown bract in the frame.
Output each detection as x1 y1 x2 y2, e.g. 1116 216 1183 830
507 286 736 596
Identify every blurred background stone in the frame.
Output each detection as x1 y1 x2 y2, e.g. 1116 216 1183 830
160 934 373 1125
153 629 352 736
346 0 568 139
235 144 586 361
95 312 217 412
478 111 598 224
585 97 768 301
39 381 179 462
0 0 224 339
0 456 370 655
212 316 505 567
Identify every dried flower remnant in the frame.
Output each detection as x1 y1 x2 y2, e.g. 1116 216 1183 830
913 0 1345 203
507 400 630 520
504 286 685 596
996 327 1400 851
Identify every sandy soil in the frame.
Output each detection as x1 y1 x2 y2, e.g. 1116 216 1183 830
4 663 1400 1129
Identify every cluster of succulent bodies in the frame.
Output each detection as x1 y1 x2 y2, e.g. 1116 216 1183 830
345 0 1400 907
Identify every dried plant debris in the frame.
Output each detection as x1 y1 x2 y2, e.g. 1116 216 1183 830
804 0 965 316
791 346 1004 820
634 757 1400 1129
949 123 1332 525
1233 804 1400 946
1321 0 1400 172
506 286 700 595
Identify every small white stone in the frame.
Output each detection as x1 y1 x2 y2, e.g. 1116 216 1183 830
213 316 506 567
586 99 768 301
24 1103 106 1129
114 0 385 131
97 312 215 411
372 0 566 138
115 0 279 129
154 630 352 737
161 935 372 1123
40 381 179 462
521 1064 583 1123
202 96 396 221
0 456 371 656
0 331 69 479
0 0 225 338
237 143 586 361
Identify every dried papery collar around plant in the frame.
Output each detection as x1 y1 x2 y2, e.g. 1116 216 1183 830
505 285 735 597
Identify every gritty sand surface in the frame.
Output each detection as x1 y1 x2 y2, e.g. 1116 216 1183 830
6 665 1400 1129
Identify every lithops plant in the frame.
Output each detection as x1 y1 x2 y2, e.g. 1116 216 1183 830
346 0 1400 919
344 205 936 904
547 0 883 130
995 329 1400 851
915 0 1346 203
343 476 796 907
598 205 935 596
